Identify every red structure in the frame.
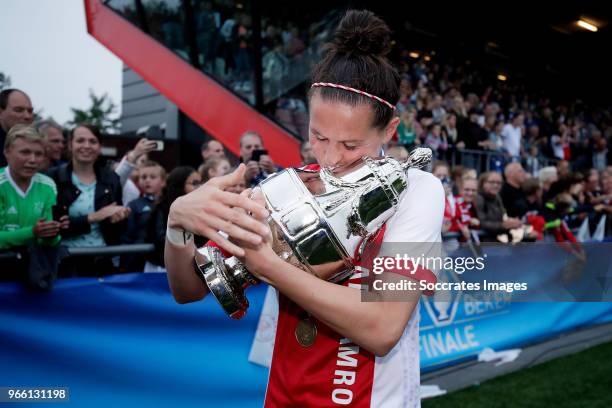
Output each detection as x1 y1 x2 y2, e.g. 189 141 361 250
83 0 301 167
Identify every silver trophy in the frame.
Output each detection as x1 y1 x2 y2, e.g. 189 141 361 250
194 148 432 319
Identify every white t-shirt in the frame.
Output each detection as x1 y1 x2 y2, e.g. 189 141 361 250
251 168 445 407
501 124 522 157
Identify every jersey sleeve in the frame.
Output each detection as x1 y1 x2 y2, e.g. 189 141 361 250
378 168 445 290
383 168 445 244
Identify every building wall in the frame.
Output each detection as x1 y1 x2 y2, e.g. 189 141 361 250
120 65 179 140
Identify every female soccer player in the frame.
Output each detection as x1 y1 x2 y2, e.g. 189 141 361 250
165 10 444 407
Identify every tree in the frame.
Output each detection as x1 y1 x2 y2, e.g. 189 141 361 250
67 89 121 134
0 72 12 91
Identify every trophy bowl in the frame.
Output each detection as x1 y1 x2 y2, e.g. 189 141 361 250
194 148 432 319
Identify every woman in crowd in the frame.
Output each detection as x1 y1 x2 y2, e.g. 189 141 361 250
144 166 202 272
47 124 130 276
396 106 420 150
164 10 444 407
475 171 522 241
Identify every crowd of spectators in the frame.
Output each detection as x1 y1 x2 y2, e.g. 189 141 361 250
2 14 612 287
380 48 611 248
0 88 291 287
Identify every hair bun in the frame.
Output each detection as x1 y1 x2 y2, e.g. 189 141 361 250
331 10 392 57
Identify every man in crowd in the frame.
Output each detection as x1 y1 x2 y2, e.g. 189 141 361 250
501 162 529 218
501 112 524 161
300 140 317 166
37 119 66 171
201 139 226 163
0 125 64 284
240 130 281 186
0 89 34 167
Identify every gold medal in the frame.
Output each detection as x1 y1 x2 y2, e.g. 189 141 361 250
295 317 317 347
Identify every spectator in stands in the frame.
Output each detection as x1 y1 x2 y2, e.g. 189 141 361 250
200 139 226 164
430 94 446 124
262 35 289 98
455 108 488 170
240 130 281 187
122 160 167 272
539 166 558 200
416 109 433 142
300 141 317 166
395 77 413 113
489 120 506 155
450 165 465 195
200 157 231 182
522 178 543 214
583 168 604 205
590 129 608 171
550 123 571 161
396 107 420 149
0 89 34 167
524 145 541 177
433 161 453 233
475 171 522 241
557 160 571 178
522 178 546 240
424 123 448 160
451 175 480 241
37 120 66 171
501 162 529 218
145 166 202 271
501 112 524 161
541 192 581 244
114 138 157 205
47 124 130 277
442 111 458 149
0 125 65 285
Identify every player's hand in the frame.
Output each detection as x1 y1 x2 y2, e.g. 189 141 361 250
168 164 269 257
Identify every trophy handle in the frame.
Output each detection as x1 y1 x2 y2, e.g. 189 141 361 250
401 147 432 170
319 167 366 189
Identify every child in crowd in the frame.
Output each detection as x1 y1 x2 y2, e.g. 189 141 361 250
121 161 167 272
200 157 231 183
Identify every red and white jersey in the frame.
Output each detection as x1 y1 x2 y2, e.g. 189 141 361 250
263 168 445 407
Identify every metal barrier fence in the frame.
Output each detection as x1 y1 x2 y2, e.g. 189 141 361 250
449 148 558 174
0 244 155 262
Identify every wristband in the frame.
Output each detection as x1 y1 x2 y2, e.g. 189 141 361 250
166 226 194 247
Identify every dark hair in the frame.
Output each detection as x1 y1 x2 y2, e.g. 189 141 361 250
0 88 27 109
69 123 103 144
159 166 197 212
309 10 400 130
521 178 541 196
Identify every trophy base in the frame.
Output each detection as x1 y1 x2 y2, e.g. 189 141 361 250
194 246 249 319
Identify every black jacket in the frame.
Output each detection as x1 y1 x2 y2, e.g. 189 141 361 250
475 192 508 241
47 162 125 245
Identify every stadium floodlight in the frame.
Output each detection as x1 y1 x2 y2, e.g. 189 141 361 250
577 19 598 32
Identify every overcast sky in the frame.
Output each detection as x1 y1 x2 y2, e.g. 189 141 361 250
0 0 122 125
